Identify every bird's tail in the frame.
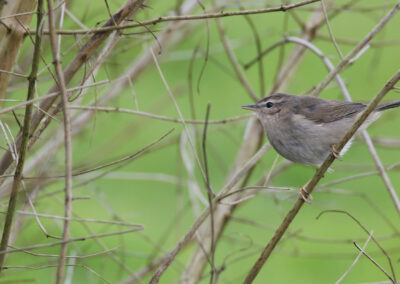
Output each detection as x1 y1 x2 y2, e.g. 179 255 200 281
376 100 400 111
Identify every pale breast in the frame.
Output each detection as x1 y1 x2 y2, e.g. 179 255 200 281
261 112 378 166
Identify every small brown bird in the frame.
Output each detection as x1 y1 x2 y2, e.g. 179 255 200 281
242 93 400 167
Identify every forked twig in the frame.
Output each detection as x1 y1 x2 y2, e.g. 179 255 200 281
353 242 395 284
318 210 396 283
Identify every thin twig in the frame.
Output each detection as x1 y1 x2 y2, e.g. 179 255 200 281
317 210 397 282
212 0 258 101
202 103 216 283
19 128 175 180
150 48 208 185
8 244 120 259
67 105 253 124
0 69 28 78
236 0 265 95
320 0 343 59
29 0 321 35
361 132 400 215
4 264 111 283
0 80 109 115
335 230 372 283
353 242 395 284
47 0 74 281
12 211 142 227
0 227 143 256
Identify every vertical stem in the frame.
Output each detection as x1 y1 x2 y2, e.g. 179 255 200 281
47 0 73 282
0 0 44 273
201 104 215 283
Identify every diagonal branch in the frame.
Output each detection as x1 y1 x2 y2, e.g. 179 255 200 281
335 230 373 284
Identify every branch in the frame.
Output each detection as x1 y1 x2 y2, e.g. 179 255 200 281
67 105 252 124
353 242 395 284
361 132 400 215
0 228 143 256
317 210 396 283
201 103 216 282
29 0 321 35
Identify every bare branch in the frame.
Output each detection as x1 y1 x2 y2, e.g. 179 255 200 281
68 105 253 124
29 0 321 35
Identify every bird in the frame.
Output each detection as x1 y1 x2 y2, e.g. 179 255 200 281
242 93 400 199
242 93 400 166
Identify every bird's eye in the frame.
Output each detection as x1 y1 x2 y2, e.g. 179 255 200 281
266 102 274 108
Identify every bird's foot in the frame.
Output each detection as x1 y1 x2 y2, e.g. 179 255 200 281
299 187 313 204
331 144 342 160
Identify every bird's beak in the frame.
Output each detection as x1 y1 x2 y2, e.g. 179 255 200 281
241 104 259 111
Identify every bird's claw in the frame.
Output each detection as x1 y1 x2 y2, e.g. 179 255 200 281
299 187 313 204
331 144 342 160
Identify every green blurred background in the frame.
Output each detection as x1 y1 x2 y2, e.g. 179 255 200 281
1 0 400 283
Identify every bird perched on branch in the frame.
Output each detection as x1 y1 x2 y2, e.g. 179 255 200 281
242 93 400 199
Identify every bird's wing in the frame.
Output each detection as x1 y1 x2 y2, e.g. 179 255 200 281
295 96 366 123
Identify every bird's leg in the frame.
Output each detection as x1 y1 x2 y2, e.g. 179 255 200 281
299 186 313 203
331 144 342 160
